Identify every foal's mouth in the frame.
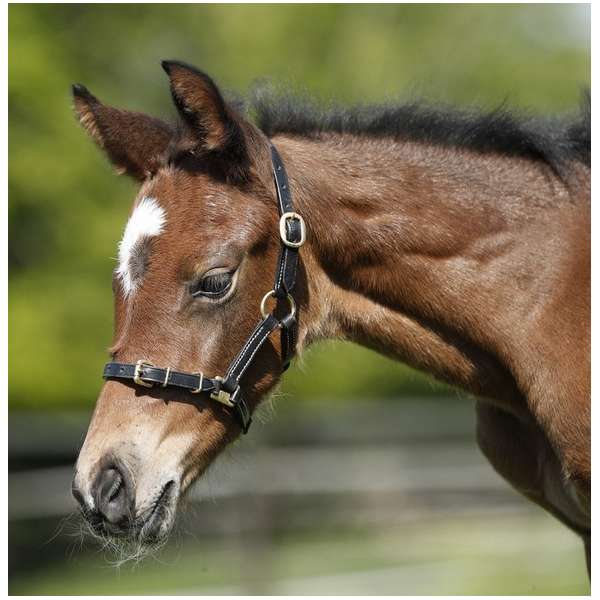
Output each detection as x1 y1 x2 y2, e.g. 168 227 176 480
138 480 177 542
81 479 179 550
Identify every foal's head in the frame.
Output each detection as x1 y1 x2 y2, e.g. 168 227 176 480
71 62 298 544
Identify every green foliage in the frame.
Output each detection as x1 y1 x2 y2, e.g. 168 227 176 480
8 4 589 409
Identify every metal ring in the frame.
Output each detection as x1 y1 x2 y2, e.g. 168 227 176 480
260 290 296 320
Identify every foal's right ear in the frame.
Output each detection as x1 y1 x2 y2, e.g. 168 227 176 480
71 84 174 181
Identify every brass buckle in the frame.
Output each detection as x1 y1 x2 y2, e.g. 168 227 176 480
260 290 296 319
279 212 306 248
134 360 154 388
210 376 236 407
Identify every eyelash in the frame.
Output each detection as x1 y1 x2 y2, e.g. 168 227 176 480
190 270 234 299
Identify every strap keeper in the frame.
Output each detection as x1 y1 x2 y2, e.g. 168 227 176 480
161 367 172 388
191 372 204 394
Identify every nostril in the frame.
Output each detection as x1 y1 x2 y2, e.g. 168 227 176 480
106 471 123 503
93 462 133 529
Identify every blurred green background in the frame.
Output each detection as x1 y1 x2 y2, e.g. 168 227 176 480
9 3 590 595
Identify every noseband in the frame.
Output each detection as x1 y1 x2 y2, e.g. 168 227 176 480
102 144 305 434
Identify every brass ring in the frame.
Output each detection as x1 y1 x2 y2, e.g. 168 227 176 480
260 290 296 320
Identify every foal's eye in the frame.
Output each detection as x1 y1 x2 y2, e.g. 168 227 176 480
190 270 234 299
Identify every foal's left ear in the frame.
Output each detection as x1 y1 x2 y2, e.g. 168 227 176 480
72 84 174 181
161 60 250 173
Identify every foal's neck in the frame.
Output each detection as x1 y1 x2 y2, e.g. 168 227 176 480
278 134 578 410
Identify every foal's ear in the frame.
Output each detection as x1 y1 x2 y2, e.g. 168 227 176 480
161 61 248 164
72 84 174 181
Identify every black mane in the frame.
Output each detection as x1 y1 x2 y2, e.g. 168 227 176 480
250 88 590 174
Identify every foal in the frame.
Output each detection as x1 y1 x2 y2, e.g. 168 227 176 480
71 61 590 571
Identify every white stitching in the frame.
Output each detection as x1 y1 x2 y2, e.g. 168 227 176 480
276 252 285 289
233 324 276 380
228 321 268 375
228 331 260 375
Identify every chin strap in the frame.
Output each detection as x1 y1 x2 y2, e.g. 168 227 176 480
102 143 305 434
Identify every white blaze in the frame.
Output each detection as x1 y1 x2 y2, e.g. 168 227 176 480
116 196 166 296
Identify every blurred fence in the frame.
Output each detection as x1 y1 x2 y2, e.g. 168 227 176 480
9 398 589 595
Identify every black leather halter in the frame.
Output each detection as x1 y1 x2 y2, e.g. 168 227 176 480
102 144 305 434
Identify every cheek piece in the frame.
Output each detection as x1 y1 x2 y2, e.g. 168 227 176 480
102 144 305 434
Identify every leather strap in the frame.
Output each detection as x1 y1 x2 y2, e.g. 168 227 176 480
221 314 280 391
103 362 253 433
271 145 303 297
104 362 212 393
279 314 297 371
102 143 303 435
